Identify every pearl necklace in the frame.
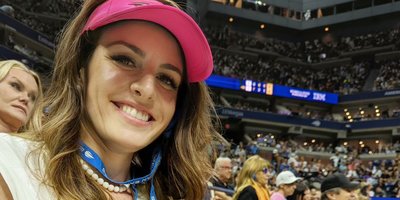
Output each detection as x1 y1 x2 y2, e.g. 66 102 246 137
80 159 131 193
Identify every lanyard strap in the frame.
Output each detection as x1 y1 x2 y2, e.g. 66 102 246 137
79 142 161 199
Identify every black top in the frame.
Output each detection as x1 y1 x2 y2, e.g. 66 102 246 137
237 186 258 200
210 177 234 190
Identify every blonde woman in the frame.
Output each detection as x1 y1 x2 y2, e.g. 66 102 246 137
0 0 220 199
233 155 272 200
0 59 42 133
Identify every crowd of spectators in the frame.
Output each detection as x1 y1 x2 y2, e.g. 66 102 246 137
216 135 400 198
1 0 80 41
374 59 400 91
205 25 400 63
3 31 52 82
5 34 41 62
205 24 400 94
215 95 400 122
213 49 370 94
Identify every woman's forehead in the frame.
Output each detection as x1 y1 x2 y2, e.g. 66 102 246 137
98 20 177 44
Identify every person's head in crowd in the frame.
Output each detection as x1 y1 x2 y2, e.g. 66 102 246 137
309 181 321 200
0 0 219 200
0 5 14 17
233 155 271 200
0 59 42 133
310 188 321 200
321 173 358 200
273 148 279 155
214 157 233 185
212 158 234 200
374 186 386 197
274 170 302 198
287 181 311 200
357 182 371 200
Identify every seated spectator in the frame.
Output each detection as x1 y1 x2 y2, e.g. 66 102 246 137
320 173 358 200
287 182 311 200
0 5 14 17
211 157 235 199
233 155 272 200
0 60 42 133
247 141 260 155
374 186 387 197
358 182 372 200
271 171 302 200
310 183 321 200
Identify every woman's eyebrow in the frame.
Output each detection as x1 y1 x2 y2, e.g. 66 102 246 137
160 63 182 77
10 76 38 98
10 77 24 88
106 41 145 57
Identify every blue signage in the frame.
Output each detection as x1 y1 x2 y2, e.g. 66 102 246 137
272 84 338 104
205 75 338 104
205 75 242 90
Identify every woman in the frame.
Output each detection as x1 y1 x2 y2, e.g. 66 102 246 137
0 0 219 199
233 155 272 200
270 171 302 200
0 59 42 133
287 182 311 200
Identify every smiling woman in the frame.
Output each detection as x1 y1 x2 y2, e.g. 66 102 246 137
0 60 42 133
0 0 220 200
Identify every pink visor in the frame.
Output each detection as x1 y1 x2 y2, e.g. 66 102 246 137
82 0 213 83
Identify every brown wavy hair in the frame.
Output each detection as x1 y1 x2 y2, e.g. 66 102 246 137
26 0 221 199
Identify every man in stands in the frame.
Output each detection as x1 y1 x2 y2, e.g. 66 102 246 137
321 173 358 200
210 157 234 200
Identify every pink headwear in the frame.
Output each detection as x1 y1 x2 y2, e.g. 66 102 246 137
82 0 213 83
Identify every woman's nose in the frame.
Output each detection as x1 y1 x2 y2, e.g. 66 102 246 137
130 75 155 102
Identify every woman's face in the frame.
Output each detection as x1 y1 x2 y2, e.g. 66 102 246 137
84 21 183 153
283 183 297 197
303 189 311 200
0 68 38 132
255 167 269 185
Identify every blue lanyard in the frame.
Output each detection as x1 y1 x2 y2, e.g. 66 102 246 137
80 142 161 200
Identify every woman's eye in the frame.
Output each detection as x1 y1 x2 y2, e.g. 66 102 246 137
158 75 178 90
29 95 36 102
111 55 136 67
10 82 21 91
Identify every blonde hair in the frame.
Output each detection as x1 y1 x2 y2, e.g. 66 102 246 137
233 155 270 200
25 0 221 199
0 59 43 132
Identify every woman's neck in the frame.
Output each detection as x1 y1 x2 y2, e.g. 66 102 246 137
0 120 17 133
80 132 133 182
278 188 286 197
